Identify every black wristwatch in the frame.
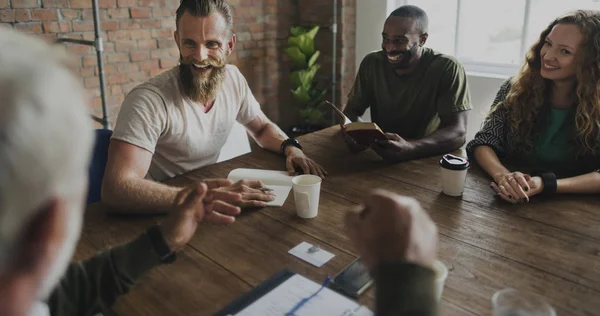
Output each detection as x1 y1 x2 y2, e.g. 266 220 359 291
538 172 557 196
280 137 302 156
146 225 177 264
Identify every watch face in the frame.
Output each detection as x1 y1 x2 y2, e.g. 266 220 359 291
281 138 301 155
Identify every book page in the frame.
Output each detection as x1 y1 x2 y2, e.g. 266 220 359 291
326 101 352 125
234 274 373 316
227 169 294 207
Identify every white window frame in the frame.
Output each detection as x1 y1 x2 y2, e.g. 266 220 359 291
391 0 543 78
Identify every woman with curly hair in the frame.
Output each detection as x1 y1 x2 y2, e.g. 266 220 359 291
466 10 600 204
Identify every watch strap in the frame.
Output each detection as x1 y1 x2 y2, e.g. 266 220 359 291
145 225 176 264
539 172 557 195
280 138 302 156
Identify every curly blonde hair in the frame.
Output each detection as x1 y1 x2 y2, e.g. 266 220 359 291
503 10 600 156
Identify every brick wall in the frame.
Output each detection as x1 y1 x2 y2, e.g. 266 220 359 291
0 0 356 130
339 0 355 107
296 0 356 126
0 0 181 127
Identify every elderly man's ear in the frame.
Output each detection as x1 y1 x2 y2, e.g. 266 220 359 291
0 198 68 315
419 33 428 46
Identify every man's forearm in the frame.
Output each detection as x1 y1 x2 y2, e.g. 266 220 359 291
252 122 288 154
102 177 179 214
406 126 466 160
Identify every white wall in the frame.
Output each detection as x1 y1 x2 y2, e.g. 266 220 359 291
355 0 389 123
464 75 505 142
355 1 387 73
354 1 507 141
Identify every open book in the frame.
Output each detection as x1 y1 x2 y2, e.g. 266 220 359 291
325 101 387 147
227 168 294 207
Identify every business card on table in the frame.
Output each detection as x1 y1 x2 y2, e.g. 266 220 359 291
288 241 335 267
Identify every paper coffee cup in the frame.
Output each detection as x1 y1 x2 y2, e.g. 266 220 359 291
292 175 322 218
433 260 448 301
439 154 469 196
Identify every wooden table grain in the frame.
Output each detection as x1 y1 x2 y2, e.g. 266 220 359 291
77 126 600 316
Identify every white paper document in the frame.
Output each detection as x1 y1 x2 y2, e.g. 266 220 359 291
234 274 373 316
288 242 335 268
227 168 294 206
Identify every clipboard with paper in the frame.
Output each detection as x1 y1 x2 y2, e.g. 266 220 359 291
214 270 373 316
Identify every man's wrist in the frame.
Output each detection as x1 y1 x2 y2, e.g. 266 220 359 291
158 225 185 252
147 225 177 264
285 145 303 157
390 140 418 161
280 137 302 156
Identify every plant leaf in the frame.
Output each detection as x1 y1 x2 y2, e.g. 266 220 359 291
292 86 311 103
299 108 324 124
308 50 320 68
307 87 328 102
290 26 306 37
306 26 319 40
289 32 315 56
285 47 307 68
290 70 303 88
290 65 321 89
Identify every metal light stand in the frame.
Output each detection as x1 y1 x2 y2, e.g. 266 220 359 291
56 0 109 129
330 0 338 125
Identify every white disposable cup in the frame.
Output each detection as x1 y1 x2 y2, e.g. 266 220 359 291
492 288 556 316
439 154 470 196
432 260 448 301
440 167 469 196
292 175 322 218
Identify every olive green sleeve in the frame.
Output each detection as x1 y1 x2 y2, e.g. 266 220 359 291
436 59 472 116
47 233 162 316
373 261 439 316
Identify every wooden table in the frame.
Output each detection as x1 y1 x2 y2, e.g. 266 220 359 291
76 126 600 316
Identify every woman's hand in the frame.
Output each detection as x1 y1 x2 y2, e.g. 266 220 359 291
526 176 544 197
490 171 532 203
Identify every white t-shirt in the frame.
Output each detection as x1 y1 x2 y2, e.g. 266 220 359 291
112 65 261 181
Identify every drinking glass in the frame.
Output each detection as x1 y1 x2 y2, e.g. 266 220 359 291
492 288 556 316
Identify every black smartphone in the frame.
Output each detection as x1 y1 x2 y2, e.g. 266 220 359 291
332 258 373 298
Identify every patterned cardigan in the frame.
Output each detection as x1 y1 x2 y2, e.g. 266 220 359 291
466 78 600 177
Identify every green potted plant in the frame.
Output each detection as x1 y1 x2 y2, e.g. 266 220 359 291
285 26 327 134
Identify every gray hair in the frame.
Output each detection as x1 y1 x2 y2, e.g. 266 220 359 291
0 27 94 273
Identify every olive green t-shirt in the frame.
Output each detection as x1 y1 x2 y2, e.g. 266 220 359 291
348 48 471 139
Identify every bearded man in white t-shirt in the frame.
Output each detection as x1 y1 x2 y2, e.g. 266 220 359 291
102 0 327 214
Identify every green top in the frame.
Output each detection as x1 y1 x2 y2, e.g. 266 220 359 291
46 233 439 315
523 108 575 167
348 48 472 139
